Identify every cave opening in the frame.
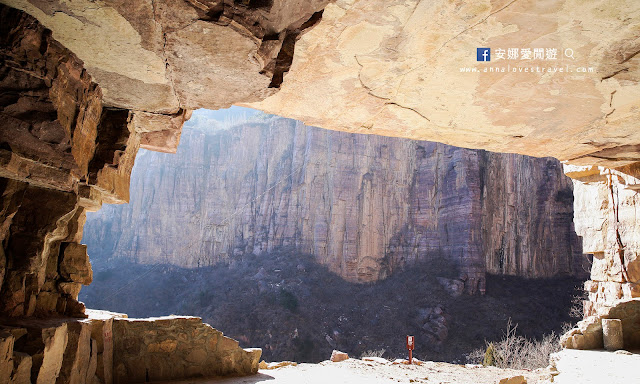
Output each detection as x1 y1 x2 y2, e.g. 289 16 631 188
2 1 640 382
78 107 589 364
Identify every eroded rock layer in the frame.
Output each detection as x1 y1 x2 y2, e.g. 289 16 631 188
0 4 129 318
0 310 260 383
565 166 640 314
112 316 261 383
82 115 586 292
4 0 329 112
248 0 640 169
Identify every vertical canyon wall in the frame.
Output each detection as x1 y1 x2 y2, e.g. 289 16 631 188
82 113 586 292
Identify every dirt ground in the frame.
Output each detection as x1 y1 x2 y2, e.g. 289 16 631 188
157 349 640 384
158 359 551 384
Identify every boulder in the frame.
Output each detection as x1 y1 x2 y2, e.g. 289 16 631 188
436 277 465 297
330 350 349 362
60 243 93 285
498 376 526 384
602 319 624 351
0 330 14 383
562 299 640 350
112 316 261 383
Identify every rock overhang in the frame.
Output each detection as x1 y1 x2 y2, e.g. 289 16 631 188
2 0 638 172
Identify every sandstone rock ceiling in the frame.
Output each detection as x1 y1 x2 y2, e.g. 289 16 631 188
248 0 640 170
5 0 329 112
4 0 639 171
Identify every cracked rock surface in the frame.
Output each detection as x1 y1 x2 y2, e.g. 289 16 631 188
247 0 640 170
5 0 329 112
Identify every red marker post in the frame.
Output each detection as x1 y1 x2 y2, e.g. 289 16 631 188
406 335 414 364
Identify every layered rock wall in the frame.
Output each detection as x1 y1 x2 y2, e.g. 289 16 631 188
83 115 585 291
112 316 261 383
0 310 260 383
0 5 136 318
565 166 640 314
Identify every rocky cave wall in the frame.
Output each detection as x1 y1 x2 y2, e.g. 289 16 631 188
0 4 138 318
0 0 327 319
0 0 638 361
82 116 585 293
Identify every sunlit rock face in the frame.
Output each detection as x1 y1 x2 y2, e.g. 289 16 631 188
6 0 639 171
82 113 586 292
247 0 640 169
565 165 640 315
0 5 139 318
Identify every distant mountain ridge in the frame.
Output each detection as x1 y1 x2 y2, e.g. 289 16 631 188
82 110 586 293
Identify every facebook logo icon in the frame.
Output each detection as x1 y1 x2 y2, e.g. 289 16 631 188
477 48 490 61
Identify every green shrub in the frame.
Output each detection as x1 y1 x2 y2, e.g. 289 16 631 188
483 343 495 366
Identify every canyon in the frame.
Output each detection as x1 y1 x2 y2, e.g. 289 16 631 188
82 109 587 293
0 0 639 383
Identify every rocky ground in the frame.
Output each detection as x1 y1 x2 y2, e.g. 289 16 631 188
153 349 640 384
81 251 584 364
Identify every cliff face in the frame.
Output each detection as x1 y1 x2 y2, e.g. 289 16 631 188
83 113 585 291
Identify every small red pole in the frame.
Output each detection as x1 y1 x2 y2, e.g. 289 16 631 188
406 335 414 364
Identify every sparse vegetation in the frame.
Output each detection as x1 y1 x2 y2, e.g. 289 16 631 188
568 285 587 321
361 348 386 359
467 319 561 369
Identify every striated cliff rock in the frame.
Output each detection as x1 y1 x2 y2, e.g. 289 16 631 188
561 165 640 350
82 112 585 292
4 0 328 112
5 0 639 171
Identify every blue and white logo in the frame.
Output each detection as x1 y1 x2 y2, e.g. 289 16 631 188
477 48 490 62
